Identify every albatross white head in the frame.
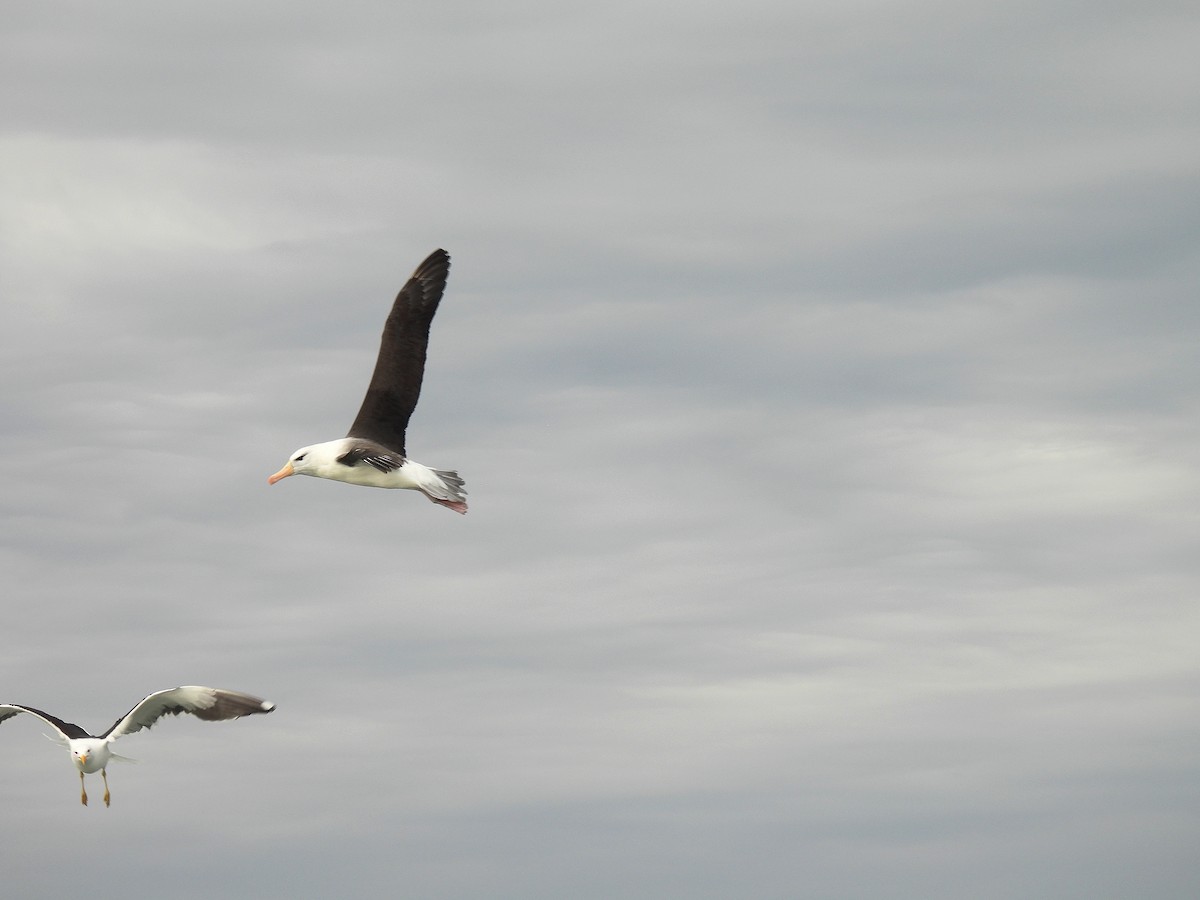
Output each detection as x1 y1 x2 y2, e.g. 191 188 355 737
268 441 343 484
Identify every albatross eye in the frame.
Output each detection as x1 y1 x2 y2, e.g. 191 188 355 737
295 453 307 462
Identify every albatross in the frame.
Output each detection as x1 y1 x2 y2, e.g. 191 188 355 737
0 686 275 807
268 248 468 514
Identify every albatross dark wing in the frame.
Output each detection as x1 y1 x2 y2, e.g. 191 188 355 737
337 443 404 474
100 686 275 740
345 249 451 457
0 704 92 740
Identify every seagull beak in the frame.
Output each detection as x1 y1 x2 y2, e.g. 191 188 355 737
78 752 87 765
268 462 295 485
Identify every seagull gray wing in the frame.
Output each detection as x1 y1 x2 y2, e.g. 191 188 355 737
346 248 451 457
0 703 92 740
99 686 275 741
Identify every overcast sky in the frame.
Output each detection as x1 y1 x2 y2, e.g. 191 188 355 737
2 1 1198 898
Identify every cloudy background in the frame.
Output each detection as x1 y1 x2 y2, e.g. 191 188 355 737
2 1 1198 897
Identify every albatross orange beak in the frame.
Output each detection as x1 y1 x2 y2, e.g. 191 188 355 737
268 462 295 485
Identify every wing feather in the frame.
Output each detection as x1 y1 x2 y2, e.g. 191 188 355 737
100 686 275 741
337 444 404 473
0 703 91 740
345 249 451 456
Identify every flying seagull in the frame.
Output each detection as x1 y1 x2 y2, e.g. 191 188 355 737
268 248 468 514
0 686 275 807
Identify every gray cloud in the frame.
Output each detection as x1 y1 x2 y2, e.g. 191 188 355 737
2 1 1199 898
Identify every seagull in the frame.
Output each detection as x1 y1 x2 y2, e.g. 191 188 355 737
268 248 468 514
0 686 275 807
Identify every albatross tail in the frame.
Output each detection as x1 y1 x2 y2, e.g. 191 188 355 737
422 468 468 515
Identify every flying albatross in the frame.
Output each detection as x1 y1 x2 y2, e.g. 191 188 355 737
0 686 275 807
268 248 468 514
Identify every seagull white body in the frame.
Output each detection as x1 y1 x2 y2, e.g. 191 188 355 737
0 686 274 807
269 249 468 514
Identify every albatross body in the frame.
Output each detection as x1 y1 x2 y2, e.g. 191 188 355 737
268 248 468 514
0 686 274 807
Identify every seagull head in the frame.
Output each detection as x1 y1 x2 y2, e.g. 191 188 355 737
70 739 108 773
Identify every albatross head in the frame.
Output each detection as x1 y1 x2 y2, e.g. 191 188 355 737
268 441 342 484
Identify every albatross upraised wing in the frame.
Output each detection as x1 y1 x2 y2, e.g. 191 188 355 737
345 249 451 457
99 686 275 741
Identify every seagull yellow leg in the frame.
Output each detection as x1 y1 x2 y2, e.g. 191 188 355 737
79 770 88 807
102 769 111 807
